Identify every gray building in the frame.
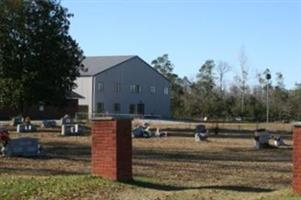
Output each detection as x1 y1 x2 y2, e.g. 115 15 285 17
73 55 171 118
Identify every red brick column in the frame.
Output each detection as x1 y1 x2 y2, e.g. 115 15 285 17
293 125 301 194
91 117 132 181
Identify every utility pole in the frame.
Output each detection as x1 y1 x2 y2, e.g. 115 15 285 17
266 70 271 124
266 82 269 123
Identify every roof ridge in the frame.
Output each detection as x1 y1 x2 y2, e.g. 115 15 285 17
80 55 137 76
85 55 136 58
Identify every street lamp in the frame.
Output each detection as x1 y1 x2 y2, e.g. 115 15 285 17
266 70 271 124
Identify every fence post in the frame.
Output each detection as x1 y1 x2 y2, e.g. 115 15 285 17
293 123 301 194
91 117 132 181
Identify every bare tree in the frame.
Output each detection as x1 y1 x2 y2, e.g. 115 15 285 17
217 61 231 95
237 46 249 115
276 72 285 89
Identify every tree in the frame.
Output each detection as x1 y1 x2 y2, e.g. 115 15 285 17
177 76 194 117
275 72 285 89
227 84 243 119
245 94 265 121
151 54 174 79
288 84 301 120
235 46 249 117
196 60 216 93
256 69 270 104
151 54 186 118
0 0 84 116
273 72 289 121
216 61 231 96
195 60 217 118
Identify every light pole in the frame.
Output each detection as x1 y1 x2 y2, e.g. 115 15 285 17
266 70 271 124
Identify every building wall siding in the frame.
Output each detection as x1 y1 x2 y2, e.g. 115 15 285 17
93 57 170 118
74 76 93 115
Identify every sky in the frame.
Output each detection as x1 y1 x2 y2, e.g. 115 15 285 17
61 0 301 89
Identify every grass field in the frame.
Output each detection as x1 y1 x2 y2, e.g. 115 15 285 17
0 130 299 200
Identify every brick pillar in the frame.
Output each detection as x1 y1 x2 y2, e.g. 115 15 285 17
293 125 301 194
91 117 132 181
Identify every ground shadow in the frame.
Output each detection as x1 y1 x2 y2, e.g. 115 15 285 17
134 147 292 163
0 166 89 176
123 179 273 192
165 129 292 139
43 141 91 162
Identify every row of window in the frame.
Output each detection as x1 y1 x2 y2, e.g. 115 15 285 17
97 82 169 95
96 102 145 114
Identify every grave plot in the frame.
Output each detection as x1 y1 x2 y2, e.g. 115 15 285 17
60 115 89 136
41 120 57 128
2 137 43 157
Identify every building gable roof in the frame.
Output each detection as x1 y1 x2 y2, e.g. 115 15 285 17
80 55 135 76
80 55 170 83
66 91 85 99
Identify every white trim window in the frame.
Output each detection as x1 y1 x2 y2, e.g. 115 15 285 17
164 87 169 95
97 82 104 91
96 102 104 113
130 84 142 93
113 103 121 113
150 86 156 94
113 82 121 93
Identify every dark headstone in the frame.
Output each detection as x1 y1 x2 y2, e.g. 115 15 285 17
10 116 22 126
61 115 73 125
17 124 37 133
41 120 56 128
61 124 87 136
254 129 271 149
3 137 41 157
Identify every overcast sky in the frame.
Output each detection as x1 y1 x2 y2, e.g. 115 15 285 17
61 0 301 89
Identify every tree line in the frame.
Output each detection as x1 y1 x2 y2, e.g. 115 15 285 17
1 0 299 122
152 54 301 122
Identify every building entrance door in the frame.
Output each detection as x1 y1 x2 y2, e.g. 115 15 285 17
137 103 145 115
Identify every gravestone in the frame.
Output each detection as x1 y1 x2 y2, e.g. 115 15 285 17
254 129 271 149
60 114 89 136
195 125 208 141
17 124 37 133
10 116 22 126
155 128 167 137
2 138 41 157
61 124 86 136
61 115 73 125
41 120 57 128
272 135 285 147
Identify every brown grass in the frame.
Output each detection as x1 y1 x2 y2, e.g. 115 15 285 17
133 120 294 133
0 131 294 199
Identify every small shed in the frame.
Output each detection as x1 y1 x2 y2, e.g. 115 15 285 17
0 91 84 120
